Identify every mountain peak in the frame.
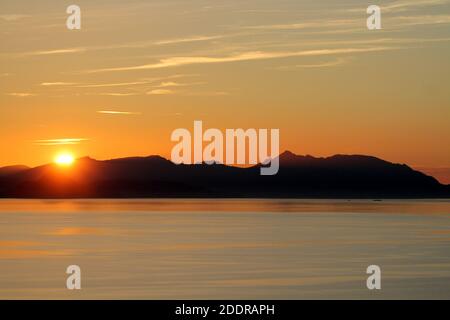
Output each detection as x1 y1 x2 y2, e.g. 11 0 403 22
279 150 298 159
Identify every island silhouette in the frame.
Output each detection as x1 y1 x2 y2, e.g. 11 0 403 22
0 151 449 198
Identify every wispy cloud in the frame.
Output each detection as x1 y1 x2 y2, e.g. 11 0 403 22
94 92 138 96
243 19 356 31
85 47 399 74
21 48 86 57
155 35 224 45
184 91 230 96
0 14 30 22
242 9 450 35
156 81 184 88
75 74 201 88
97 110 141 115
147 89 174 95
345 0 449 13
286 37 450 48
392 14 450 27
38 76 204 96
14 34 227 58
76 81 150 88
155 81 205 88
6 92 36 97
275 57 351 70
41 82 77 86
383 0 449 12
33 138 88 146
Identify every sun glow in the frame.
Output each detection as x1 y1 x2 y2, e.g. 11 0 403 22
54 153 75 166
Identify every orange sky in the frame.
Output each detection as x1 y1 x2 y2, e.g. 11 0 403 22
1 0 449 182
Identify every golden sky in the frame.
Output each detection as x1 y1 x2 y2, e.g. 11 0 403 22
1 0 449 176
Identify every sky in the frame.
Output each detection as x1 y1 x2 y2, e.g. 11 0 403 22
1 0 449 182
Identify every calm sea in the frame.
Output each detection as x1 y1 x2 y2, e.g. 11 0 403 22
0 199 449 299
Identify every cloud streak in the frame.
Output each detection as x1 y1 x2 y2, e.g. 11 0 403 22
392 14 450 27
275 57 352 70
154 35 224 45
41 82 77 86
345 0 449 13
6 92 36 97
243 19 357 31
97 110 141 115
93 92 138 96
14 34 227 58
0 14 30 22
84 47 399 74
147 89 174 95
33 138 88 146
383 0 449 12
20 48 86 57
76 81 150 88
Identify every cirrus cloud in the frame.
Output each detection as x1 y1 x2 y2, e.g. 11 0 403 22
84 46 399 74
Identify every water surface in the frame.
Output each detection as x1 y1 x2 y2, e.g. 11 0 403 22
0 199 449 299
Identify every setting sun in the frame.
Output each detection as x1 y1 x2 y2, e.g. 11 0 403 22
54 153 75 166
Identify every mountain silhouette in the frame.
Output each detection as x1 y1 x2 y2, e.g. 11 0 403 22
0 151 448 198
0 165 29 177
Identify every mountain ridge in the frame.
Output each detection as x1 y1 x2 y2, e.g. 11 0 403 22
0 151 448 198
